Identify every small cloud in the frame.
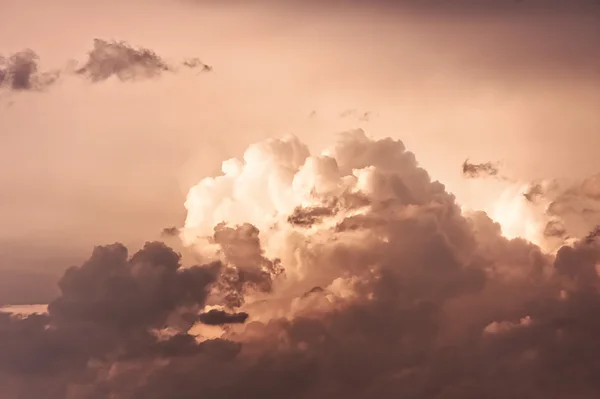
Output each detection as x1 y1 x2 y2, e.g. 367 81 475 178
484 316 532 335
161 226 181 238
523 181 547 203
197 309 249 325
340 109 376 122
543 220 568 239
72 39 214 83
74 39 172 82
287 205 336 227
462 159 503 179
0 49 61 92
584 225 600 244
1 39 213 106
181 57 213 72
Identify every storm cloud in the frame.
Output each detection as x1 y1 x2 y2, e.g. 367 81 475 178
3 131 600 398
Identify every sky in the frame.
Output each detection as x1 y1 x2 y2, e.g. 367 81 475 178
2 1 600 397
1 0 599 300
1 0 599 303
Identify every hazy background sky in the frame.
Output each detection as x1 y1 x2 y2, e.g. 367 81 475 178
1 0 599 304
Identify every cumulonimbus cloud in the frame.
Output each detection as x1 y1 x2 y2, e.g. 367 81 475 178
2 129 600 398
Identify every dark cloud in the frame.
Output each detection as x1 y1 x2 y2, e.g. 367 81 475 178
211 223 284 308
461 159 502 179
1 39 212 101
300 286 325 298
160 226 180 238
3 131 600 398
0 49 61 92
74 39 170 82
74 39 212 82
287 204 335 227
287 193 370 228
181 57 213 72
197 309 249 325
48 242 220 330
0 241 228 398
543 220 567 239
584 225 600 244
523 181 547 203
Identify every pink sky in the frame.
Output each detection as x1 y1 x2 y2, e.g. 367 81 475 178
1 0 599 304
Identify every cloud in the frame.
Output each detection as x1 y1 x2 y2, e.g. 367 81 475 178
181 57 213 72
48 242 221 330
308 109 377 122
1 39 212 99
463 162 600 247
210 223 284 308
3 130 600 398
73 39 173 82
160 226 180 238
73 39 211 82
197 309 249 325
0 49 61 92
287 193 370 228
340 109 377 122
523 181 547 202
0 241 237 398
518 176 600 243
461 158 503 179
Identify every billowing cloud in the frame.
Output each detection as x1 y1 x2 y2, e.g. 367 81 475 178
3 130 600 398
463 162 600 248
514 175 600 244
